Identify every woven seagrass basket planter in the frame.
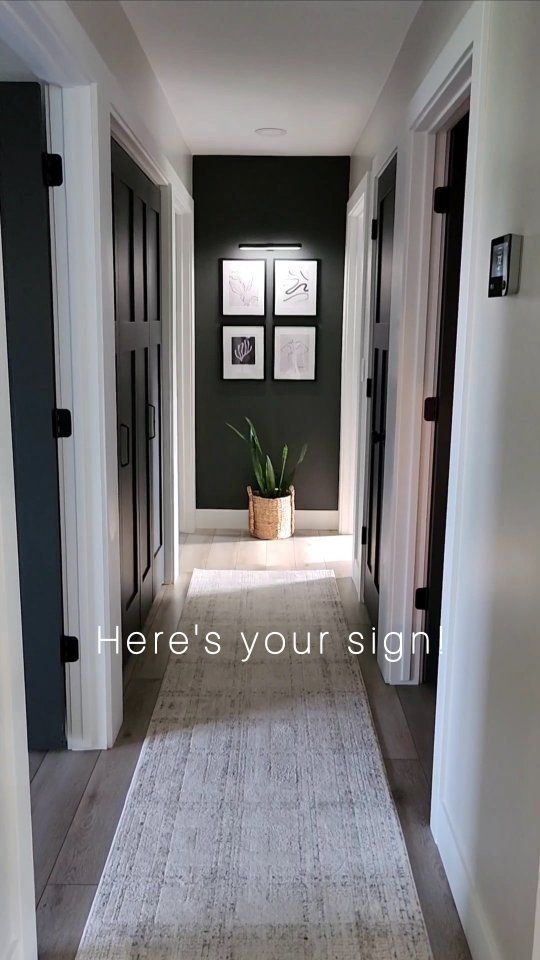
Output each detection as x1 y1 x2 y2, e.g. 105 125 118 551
247 485 295 540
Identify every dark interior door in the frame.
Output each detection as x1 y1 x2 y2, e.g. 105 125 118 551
363 155 396 625
112 140 163 646
0 83 66 749
425 112 469 685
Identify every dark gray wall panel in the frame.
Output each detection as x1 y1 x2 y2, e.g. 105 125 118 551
0 83 66 748
194 155 350 510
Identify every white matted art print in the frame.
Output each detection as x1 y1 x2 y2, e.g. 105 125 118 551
274 326 316 380
222 325 265 380
221 259 265 316
274 259 318 316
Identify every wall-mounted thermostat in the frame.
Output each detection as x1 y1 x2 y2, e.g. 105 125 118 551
488 233 522 297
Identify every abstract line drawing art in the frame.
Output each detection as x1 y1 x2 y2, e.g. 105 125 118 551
283 267 310 303
274 260 318 316
231 336 255 365
229 272 259 307
223 325 264 379
222 260 265 316
274 326 316 380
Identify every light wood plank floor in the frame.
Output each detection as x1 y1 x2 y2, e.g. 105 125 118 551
31 530 470 960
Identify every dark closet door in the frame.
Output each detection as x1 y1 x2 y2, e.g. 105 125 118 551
425 113 469 684
0 83 66 748
112 140 163 645
363 156 396 625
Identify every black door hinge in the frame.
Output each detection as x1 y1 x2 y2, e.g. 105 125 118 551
433 185 453 214
415 587 429 611
43 152 63 187
371 218 378 241
61 635 79 664
52 408 72 438
366 377 373 399
361 525 367 546
423 396 439 422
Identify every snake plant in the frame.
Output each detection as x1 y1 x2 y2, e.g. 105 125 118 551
226 417 307 498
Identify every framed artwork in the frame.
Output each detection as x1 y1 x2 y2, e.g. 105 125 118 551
221 259 266 316
222 325 265 380
273 326 316 381
274 259 318 316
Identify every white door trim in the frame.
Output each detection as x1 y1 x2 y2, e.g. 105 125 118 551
0 0 195 757
377 7 482 686
175 203 197 534
338 174 370 538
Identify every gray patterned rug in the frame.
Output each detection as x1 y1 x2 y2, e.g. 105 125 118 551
76 569 432 959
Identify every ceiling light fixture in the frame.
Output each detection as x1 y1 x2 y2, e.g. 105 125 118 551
239 243 302 251
254 127 287 137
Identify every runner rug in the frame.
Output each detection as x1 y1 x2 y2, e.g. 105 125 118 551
76 568 432 959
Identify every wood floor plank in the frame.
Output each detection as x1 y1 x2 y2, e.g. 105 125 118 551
180 533 213 573
29 750 46 782
36 883 97 960
31 749 99 904
50 679 161 885
235 535 268 569
397 683 437 785
386 760 472 960
335 576 370 628
266 536 295 569
360 652 418 759
206 534 240 569
293 534 327 569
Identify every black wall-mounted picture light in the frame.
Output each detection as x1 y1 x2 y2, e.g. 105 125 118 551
238 243 302 251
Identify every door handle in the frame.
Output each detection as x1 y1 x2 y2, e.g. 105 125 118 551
119 423 130 467
147 403 156 440
372 429 386 444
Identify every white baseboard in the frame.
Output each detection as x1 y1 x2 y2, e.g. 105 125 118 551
433 802 503 960
195 509 339 532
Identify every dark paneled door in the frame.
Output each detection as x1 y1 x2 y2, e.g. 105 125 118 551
111 140 163 647
0 84 66 748
425 113 469 685
363 156 397 625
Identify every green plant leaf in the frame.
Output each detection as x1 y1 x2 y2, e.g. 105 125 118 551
226 421 248 443
251 448 265 493
265 454 276 494
247 426 266 492
245 417 263 457
284 442 308 488
278 444 288 493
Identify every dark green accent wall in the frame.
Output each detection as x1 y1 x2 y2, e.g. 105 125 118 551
193 155 350 509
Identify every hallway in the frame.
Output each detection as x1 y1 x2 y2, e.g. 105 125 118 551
2 5 539 960
33 533 469 960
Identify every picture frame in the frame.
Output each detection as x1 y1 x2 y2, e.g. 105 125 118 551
274 259 318 316
222 325 265 380
221 259 266 316
273 325 316 381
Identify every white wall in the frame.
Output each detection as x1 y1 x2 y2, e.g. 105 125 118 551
67 0 191 189
433 4 540 958
350 0 472 189
351 1 540 958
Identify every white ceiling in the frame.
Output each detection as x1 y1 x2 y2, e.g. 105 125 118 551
121 0 421 155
